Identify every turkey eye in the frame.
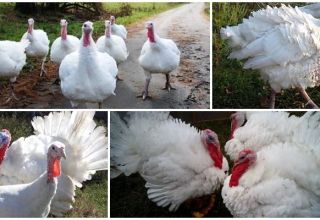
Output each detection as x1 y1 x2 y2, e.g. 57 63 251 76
52 146 55 150
208 136 215 141
84 24 87 28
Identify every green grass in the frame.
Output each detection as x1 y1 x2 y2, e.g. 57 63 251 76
213 3 320 109
0 3 183 43
103 3 182 26
204 3 210 15
65 171 108 217
0 112 107 217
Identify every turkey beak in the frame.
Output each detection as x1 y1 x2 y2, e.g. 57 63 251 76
61 148 66 159
248 153 257 163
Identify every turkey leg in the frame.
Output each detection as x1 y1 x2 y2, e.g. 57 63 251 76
299 87 319 108
4 82 19 104
40 57 47 77
268 89 276 109
137 71 152 100
162 74 176 92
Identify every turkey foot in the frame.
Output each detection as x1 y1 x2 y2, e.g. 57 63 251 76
162 82 176 92
299 87 319 108
162 74 176 92
191 194 216 217
40 68 47 77
137 91 152 100
137 77 151 100
4 83 19 104
268 89 277 109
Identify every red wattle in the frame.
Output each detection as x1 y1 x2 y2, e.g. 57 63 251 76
83 33 90 47
208 144 223 169
0 145 9 165
229 160 250 187
61 27 67 40
28 26 32 34
51 158 61 177
147 28 155 43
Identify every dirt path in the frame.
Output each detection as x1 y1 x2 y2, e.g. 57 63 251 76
0 3 210 109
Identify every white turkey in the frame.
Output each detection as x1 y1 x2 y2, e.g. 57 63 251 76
50 19 80 64
96 20 129 80
111 112 229 216
225 111 301 160
0 141 66 217
221 4 320 108
21 18 50 76
110 15 127 40
0 111 108 216
138 21 180 100
0 39 29 101
222 144 320 217
59 21 118 108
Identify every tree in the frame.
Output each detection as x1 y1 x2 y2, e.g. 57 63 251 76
14 3 105 18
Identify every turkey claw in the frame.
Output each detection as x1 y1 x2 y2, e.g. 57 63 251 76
162 83 176 92
40 69 47 77
137 92 151 100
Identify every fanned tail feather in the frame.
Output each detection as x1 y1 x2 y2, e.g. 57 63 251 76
110 112 170 178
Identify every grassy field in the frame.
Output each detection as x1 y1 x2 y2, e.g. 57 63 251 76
0 112 107 217
213 3 320 109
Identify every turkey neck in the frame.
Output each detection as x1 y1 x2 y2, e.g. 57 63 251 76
105 25 111 38
229 160 251 187
0 143 9 165
28 24 33 34
47 155 62 183
230 119 238 139
83 31 92 47
208 143 223 169
61 25 67 40
147 27 155 43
